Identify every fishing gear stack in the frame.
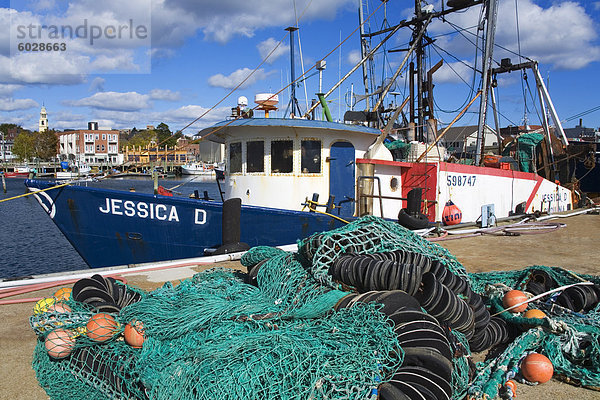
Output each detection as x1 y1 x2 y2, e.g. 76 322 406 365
29 216 600 400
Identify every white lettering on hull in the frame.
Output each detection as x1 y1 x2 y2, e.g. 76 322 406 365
99 198 185 223
195 209 206 224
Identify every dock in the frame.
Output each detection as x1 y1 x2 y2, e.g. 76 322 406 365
1 212 599 399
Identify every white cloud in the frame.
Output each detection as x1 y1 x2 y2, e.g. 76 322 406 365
257 37 289 64
150 0 353 46
64 91 151 111
32 0 57 12
61 88 184 115
0 84 23 96
431 0 600 70
149 88 181 101
0 53 87 84
435 61 475 84
347 49 362 65
90 105 230 131
89 77 105 92
208 68 273 89
0 98 38 111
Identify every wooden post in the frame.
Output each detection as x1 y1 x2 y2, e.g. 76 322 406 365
153 170 158 195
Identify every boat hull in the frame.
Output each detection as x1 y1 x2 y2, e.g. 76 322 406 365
4 172 30 178
25 180 344 269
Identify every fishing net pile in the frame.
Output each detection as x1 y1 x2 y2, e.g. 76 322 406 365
30 216 600 400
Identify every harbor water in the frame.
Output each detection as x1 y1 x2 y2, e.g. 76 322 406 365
0 176 220 279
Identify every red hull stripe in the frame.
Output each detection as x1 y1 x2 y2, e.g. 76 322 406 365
356 159 540 181
525 176 544 211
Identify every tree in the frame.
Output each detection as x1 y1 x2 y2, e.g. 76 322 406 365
156 122 179 147
12 131 36 161
35 130 59 160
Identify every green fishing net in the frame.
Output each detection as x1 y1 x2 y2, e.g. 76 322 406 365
30 217 600 400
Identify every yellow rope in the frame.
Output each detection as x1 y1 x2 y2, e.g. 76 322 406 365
302 200 350 224
0 181 70 204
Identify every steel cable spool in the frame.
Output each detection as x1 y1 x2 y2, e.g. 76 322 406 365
393 368 451 400
376 290 422 316
387 309 440 326
397 365 453 398
394 318 446 335
399 335 453 360
377 260 395 290
393 374 439 400
378 382 411 400
427 284 456 318
416 272 442 309
401 346 454 383
389 379 428 400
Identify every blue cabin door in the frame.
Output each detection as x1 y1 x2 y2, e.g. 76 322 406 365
329 141 355 217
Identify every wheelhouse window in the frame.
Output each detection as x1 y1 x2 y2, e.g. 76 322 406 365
271 140 293 173
301 140 321 173
229 142 242 173
247 140 264 173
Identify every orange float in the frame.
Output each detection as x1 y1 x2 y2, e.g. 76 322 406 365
124 320 145 348
45 329 75 359
53 287 72 301
505 380 517 397
442 200 462 226
47 302 72 314
523 309 546 319
502 290 528 313
521 353 554 384
86 313 119 342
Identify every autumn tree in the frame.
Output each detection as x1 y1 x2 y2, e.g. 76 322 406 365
35 130 59 160
12 131 36 161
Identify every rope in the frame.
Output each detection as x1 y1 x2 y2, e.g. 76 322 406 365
0 181 70 203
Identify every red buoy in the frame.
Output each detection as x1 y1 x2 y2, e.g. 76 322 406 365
124 320 145 348
86 313 119 342
442 200 462 226
521 353 553 383
502 290 528 313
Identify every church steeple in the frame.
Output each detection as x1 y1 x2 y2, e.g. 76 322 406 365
39 106 48 133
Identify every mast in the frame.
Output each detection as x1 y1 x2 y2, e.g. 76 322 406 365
415 0 425 142
475 0 499 165
358 1 372 110
285 26 302 117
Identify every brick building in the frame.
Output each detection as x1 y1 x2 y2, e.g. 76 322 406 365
57 123 123 164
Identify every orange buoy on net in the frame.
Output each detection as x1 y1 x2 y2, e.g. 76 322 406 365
124 320 145 348
442 200 462 226
505 379 517 397
503 290 528 313
521 353 554 383
523 309 546 319
47 302 72 314
521 308 547 329
86 313 119 342
45 329 75 359
53 287 72 301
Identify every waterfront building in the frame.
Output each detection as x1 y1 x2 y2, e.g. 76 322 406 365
57 123 124 165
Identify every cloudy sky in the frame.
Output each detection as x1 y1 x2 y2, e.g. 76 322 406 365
0 0 599 134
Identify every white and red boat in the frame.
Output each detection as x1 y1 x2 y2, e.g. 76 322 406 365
3 166 32 178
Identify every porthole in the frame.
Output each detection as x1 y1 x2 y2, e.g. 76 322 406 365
390 177 399 192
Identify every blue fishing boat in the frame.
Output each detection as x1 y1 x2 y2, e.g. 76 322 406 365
25 0 576 269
